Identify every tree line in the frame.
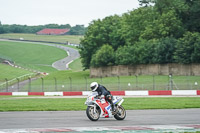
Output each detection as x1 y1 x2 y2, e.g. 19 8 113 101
0 23 86 35
80 0 200 69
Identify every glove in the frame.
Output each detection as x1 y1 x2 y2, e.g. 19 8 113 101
94 95 100 99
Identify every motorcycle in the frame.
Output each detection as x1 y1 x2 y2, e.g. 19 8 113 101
85 92 126 121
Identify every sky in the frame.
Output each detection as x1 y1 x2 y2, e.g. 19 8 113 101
0 0 139 27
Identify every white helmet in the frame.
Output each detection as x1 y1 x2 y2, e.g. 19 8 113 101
90 82 98 91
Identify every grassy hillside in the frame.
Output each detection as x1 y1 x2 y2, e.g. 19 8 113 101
0 41 67 72
0 63 33 83
0 33 83 44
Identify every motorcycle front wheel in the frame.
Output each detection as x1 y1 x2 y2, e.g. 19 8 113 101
86 106 100 121
114 105 126 120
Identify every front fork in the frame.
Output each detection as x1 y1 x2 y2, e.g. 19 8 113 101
93 104 96 113
118 99 124 106
88 104 97 114
114 99 124 115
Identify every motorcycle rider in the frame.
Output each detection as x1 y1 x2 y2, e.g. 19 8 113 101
90 82 116 114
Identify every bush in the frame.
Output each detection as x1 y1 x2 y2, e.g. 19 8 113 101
90 44 115 67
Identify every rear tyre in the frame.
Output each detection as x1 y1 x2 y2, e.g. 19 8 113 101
114 105 126 120
86 106 100 121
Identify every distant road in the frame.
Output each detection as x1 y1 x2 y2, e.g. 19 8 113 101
45 44 80 70
0 109 200 129
0 39 80 70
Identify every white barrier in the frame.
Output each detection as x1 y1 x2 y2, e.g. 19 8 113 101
125 91 148 96
82 91 91 96
44 92 63 96
172 90 197 95
12 92 28 96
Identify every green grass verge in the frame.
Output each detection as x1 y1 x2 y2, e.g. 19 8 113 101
0 33 83 44
0 97 199 111
20 69 200 92
19 70 90 92
69 58 83 72
0 41 67 72
125 97 200 109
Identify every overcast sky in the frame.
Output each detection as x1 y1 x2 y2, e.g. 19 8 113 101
0 0 139 26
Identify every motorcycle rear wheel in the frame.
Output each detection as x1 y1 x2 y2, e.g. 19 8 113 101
86 106 100 121
114 105 126 120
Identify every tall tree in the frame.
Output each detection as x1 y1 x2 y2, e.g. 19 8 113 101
0 21 4 34
68 25 86 35
80 15 124 69
144 0 200 32
115 45 138 65
174 32 200 64
140 10 185 40
191 33 200 63
181 0 200 32
121 7 157 45
154 37 177 63
138 0 155 6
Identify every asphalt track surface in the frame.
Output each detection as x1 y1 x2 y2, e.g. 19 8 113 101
51 45 80 70
0 109 200 129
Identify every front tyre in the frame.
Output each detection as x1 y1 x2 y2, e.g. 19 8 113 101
114 105 126 120
86 106 100 121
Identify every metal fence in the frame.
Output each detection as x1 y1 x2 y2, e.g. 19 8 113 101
0 75 200 92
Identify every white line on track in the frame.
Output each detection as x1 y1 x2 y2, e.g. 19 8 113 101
0 125 200 133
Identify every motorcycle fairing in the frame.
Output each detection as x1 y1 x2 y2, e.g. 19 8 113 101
96 99 110 117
